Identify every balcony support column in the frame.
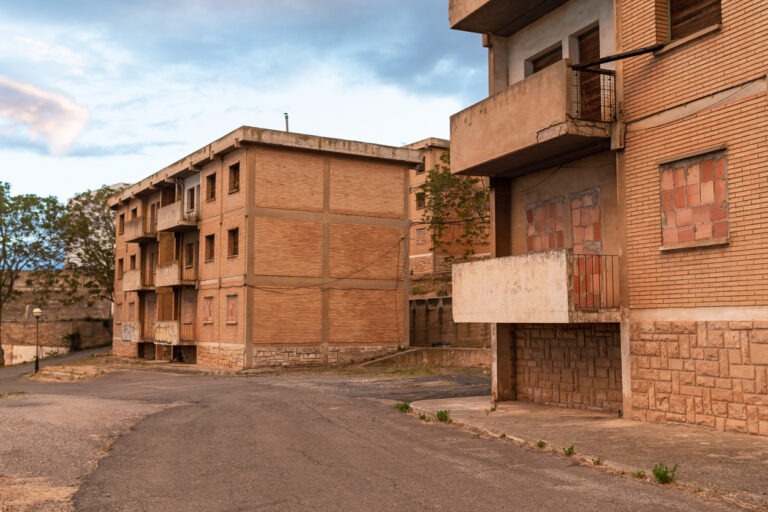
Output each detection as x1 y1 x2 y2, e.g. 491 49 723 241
485 34 510 96
492 323 516 401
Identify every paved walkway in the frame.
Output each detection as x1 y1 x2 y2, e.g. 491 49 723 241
411 396 768 511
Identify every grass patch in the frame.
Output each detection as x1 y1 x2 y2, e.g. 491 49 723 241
0 391 26 400
535 440 547 449
652 463 678 484
419 413 429 421
632 470 646 479
592 457 603 466
394 402 412 413
563 444 575 456
435 409 451 422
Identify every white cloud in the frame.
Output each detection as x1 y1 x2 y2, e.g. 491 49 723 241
0 76 89 155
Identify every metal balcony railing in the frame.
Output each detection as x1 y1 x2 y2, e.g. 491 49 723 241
572 254 619 309
570 68 616 123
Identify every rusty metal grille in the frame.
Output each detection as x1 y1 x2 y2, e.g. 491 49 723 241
572 254 619 309
570 68 616 123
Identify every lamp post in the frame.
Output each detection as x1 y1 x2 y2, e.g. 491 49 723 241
32 307 42 373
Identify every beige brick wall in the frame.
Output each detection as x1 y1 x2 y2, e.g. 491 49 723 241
514 324 623 412
252 289 323 344
330 158 404 218
328 288 406 345
630 320 768 435
329 224 404 280
254 217 324 277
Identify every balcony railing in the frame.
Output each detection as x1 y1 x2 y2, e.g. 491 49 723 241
570 69 616 123
452 249 620 324
122 269 152 292
572 254 619 309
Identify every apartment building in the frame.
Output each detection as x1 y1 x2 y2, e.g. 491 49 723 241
110 126 420 369
449 0 768 435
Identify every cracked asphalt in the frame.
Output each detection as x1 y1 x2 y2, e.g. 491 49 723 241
0 360 746 511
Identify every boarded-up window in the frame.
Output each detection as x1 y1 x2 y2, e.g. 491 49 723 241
206 173 216 201
415 192 426 210
202 296 213 324
670 0 721 40
660 151 728 248
416 228 427 245
226 295 237 324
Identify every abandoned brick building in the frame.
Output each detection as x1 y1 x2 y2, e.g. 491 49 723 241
110 126 421 369
449 0 768 435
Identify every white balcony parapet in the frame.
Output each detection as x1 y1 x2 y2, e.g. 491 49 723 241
452 249 619 324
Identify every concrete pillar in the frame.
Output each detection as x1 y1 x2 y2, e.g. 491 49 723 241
485 35 510 96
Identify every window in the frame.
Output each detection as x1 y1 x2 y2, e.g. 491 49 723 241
202 296 214 324
115 303 122 324
129 254 136 270
226 295 237 324
130 208 138 220
660 150 728 249
416 228 427 245
184 242 195 268
415 192 426 210
528 44 563 75
186 187 196 212
228 228 239 257
670 0 721 41
229 162 240 193
206 173 216 201
128 301 136 321
204 234 215 262
118 214 125 234
526 198 565 252
161 187 176 207
117 258 124 279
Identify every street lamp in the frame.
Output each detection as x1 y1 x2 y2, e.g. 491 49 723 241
32 307 42 373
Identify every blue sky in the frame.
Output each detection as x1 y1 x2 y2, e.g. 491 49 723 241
0 1 485 201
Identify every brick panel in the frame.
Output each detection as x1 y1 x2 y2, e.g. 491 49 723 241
329 224 404 280
252 147 324 212
330 159 405 218
254 217 323 277
252 289 322 344
328 288 406 345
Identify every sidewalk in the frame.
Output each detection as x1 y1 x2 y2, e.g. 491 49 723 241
411 396 768 511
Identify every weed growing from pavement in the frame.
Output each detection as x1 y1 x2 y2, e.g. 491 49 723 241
0 391 26 400
563 445 575 456
435 410 451 422
652 463 678 484
632 470 646 479
535 440 547 449
419 413 429 421
394 402 412 413
499 433 506 439
592 457 603 466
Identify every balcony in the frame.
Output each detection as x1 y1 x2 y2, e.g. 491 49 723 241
122 269 153 292
450 60 615 177
449 0 568 36
452 249 619 324
155 261 197 287
124 216 156 243
157 202 199 232
121 321 140 342
154 321 196 345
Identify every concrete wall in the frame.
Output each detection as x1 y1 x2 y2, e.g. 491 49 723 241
410 297 490 349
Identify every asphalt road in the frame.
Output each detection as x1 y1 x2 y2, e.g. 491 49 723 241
0 365 742 511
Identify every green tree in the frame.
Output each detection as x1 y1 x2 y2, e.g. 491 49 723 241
418 152 490 261
0 182 67 366
62 185 122 306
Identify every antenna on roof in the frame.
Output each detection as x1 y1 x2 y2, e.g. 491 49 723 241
284 112 289 133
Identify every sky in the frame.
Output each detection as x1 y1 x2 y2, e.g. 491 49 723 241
0 0 486 202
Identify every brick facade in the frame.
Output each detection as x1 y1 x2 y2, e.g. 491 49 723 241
110 127 420 369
